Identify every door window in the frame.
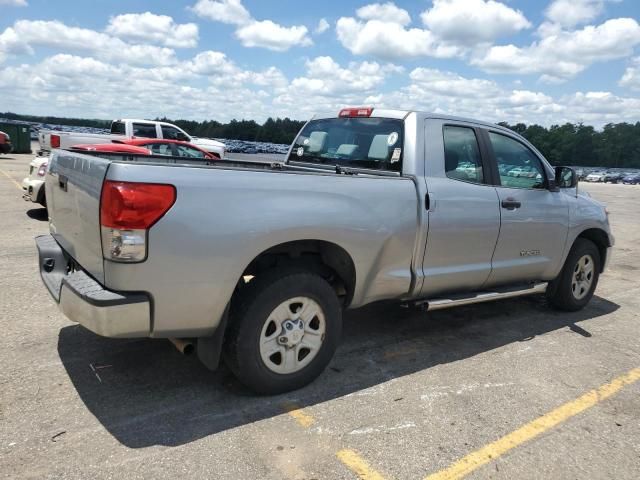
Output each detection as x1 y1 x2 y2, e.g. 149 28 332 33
175 144 207 159
442 126 484 184
146 143 173 156
161 125 188 141
489 132 546 189
132 123 158 138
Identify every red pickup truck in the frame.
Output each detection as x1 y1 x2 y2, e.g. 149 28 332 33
0 131 12 154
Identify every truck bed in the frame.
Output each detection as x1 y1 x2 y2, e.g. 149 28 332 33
44 149 419 337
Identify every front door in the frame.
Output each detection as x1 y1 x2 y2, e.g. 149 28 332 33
420 122 501 297
483 130 569 285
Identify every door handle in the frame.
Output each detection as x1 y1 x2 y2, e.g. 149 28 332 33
501 198 521 210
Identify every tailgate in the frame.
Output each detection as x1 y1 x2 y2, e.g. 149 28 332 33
45 150 110 283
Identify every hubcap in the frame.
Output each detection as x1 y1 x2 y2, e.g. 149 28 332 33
259 296 326 374
571 254 594 300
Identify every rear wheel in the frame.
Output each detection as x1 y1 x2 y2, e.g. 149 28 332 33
547 238 600 311
224 268 342 394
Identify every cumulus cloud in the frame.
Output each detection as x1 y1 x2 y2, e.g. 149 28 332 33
0 20 178 66
289 56 398 96
189 0 251 25
408 68 501 98
473 18 640 82
356 2 411 26
0 0 27 6
235 20 312 51
0 52 288 121
421 0 531 45
336 17 460 60
370 67 640 127
336 1 532 60
544 0 608 29
190 0 312 51
619 57 640 91
106 12 199 48
315 18 330 34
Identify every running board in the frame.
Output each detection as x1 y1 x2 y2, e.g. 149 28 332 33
410 282 548 311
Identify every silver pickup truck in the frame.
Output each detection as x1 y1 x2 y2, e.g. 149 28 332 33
36 108 613 394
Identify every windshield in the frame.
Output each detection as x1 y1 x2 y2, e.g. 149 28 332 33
289 117 404 172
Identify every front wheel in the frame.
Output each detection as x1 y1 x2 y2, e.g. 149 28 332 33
224 269 342 394
547 238 601 311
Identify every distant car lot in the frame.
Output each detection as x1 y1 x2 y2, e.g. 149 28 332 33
1 145 639 480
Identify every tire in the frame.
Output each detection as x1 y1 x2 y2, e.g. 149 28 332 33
547 238 601 311
223 268 342 394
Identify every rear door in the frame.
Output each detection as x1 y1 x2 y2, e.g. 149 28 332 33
483 130 569 285
420 120 501 297
46 150 110 283
131 122 158 139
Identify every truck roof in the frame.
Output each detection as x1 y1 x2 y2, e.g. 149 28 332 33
311 108 511 132
113 119 179 128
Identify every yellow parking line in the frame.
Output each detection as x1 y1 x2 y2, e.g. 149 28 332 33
0 168 22 190
282 402 315 428
337 449 388 480
425 367 640 480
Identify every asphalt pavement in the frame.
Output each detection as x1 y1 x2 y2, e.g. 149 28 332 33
0 148 638 480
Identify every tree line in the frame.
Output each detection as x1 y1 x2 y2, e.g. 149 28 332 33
499 122 640 169
3 111 639 167
155 117 305 145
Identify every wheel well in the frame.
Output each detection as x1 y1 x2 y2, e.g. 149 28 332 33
240 240 356 307
576 228 610 272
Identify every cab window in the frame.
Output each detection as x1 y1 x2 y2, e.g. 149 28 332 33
175 144 206 159
132 123 158 138
443 126 484 184
489 132 546 189
110 121 125 135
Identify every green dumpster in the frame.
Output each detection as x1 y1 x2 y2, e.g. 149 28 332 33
0 122 32 154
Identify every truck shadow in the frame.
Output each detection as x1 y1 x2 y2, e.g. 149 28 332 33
26 208 48 221
57 294 619 448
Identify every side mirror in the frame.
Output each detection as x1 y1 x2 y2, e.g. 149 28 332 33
554 166 577 189
177 132 189 142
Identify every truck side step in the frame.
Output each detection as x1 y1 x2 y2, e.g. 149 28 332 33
411 282 548 311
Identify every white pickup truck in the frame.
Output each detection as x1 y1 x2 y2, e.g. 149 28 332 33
38 119 225 158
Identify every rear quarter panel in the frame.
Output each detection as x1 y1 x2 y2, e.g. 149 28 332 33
103 163 419 337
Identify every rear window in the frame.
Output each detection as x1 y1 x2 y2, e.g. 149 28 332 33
110 121 125 135
290 117 404 172
132 123 158 138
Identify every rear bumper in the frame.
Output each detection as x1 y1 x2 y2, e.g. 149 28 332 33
22 177 44 203
36 235 150 338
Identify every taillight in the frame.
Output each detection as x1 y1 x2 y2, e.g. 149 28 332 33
50 134 60 148
100 180 176 262
37 162 48 177
338 107 373 118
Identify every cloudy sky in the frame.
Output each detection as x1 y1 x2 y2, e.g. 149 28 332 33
1 0 640 126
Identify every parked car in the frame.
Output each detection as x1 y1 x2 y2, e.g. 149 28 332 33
36 107 613 394
585 171 606 182
39 118 225 158
603 172 623 183
0 130 12 154
22 155 48 207
622 173 640 184
71 139 220 160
